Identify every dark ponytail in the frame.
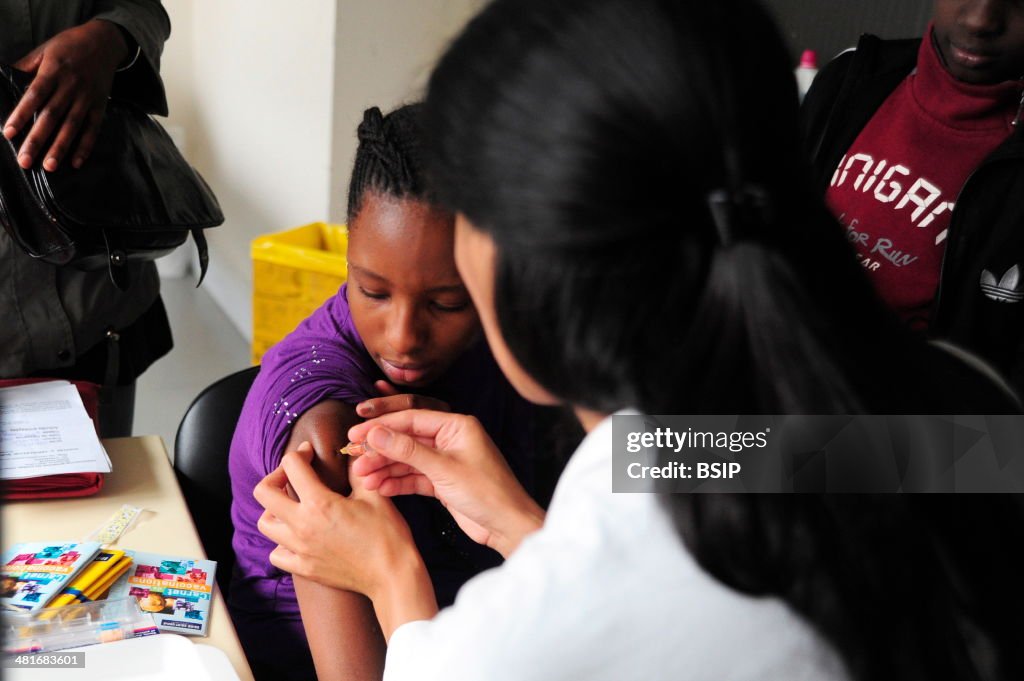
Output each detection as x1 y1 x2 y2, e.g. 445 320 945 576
671 494 1024 681
692 240 867 412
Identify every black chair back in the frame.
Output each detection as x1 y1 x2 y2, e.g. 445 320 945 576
174 366 259 600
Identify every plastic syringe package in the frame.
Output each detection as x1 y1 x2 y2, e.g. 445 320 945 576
3 597 159 654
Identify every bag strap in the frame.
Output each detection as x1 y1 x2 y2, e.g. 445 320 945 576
192 227 209 287
104 328 121 388
101 228 131 291
99 227 209 290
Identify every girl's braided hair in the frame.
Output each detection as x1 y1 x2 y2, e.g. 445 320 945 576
347 104 433 221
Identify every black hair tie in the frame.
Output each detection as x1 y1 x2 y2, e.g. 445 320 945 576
706 184 773 247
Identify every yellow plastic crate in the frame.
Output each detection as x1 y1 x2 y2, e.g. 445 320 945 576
251 222 348 364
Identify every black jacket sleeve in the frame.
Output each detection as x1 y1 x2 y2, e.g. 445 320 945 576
91 0 171 115
799 49 856 179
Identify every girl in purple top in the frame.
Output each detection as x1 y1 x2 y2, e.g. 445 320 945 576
228 104 551 681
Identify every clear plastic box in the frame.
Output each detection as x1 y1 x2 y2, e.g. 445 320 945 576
3 597 159 654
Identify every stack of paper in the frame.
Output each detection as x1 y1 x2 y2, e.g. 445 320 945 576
0 381 111 481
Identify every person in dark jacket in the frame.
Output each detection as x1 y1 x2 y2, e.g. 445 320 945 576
0 1 174 436
802 0 1024 395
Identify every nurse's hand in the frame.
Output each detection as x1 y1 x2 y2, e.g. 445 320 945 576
348 410 545 558
254 442 437 640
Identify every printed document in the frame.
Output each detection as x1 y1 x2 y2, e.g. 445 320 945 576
0 381 111 480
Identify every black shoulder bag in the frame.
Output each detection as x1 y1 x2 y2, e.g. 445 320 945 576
0 65 223 290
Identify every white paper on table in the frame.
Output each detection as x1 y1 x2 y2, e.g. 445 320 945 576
0 380 111 480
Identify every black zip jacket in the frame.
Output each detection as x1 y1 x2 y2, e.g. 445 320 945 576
802 34 1024 395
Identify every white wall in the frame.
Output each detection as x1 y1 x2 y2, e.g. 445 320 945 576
161 0 336 340
328 0 481 222
160 0 196 151
160 0 481 342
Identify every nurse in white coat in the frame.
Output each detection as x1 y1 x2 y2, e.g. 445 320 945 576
253 1 1024 680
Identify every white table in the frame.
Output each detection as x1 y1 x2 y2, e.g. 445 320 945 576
3 436 254 681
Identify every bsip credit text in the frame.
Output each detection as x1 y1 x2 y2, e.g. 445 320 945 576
623 426 771 480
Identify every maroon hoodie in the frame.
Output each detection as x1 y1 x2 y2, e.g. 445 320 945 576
825 25 1022 330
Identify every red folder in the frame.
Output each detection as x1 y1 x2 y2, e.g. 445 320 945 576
1 378 105 500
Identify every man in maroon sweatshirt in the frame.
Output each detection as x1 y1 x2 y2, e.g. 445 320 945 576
803 0 1024 396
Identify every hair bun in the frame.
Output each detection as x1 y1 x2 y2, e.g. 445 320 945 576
358 106 387 145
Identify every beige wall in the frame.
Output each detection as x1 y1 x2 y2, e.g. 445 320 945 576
328 0 481 222
160 0 196 152
160 0 480 341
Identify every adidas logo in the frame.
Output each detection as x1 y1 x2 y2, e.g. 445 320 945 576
980 265 1023 303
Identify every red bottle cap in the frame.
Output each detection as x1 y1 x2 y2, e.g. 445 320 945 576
799 49 818 69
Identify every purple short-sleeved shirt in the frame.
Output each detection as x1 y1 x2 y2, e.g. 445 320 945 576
228 284 541 679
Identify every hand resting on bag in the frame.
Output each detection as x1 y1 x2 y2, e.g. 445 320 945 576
3 19 130 172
